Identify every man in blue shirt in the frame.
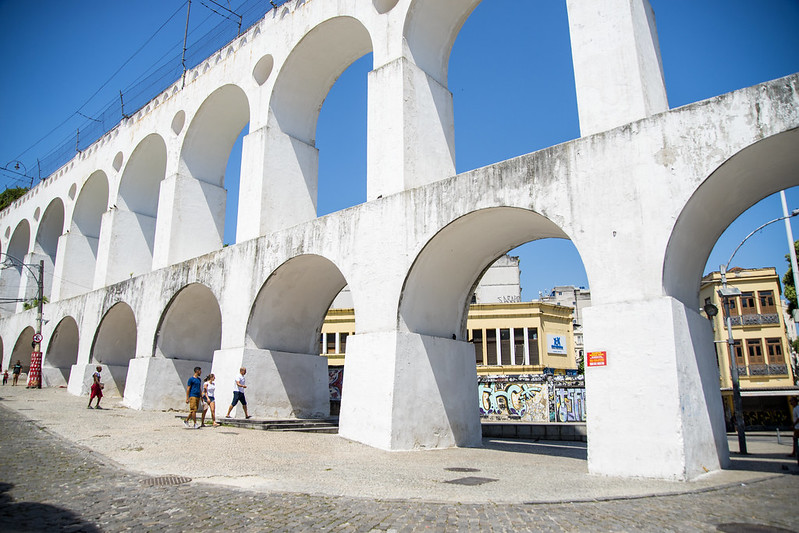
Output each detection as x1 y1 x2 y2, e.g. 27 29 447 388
184 367 203 429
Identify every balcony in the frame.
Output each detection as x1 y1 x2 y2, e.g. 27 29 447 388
726 313 779 327
736 364 789 377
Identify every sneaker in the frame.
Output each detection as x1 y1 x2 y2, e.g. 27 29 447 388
95 406 102 410
245 415 252 419
192 423 199 429
183 421 190 428
225 415 232 418
196 424 203 429
87 406 93 409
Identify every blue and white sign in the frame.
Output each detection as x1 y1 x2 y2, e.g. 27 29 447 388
547 334 567 355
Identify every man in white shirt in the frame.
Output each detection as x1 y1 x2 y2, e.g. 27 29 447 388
226 367 251 419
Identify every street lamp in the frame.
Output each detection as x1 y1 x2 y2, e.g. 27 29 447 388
0 253 44 388
718 208 799 455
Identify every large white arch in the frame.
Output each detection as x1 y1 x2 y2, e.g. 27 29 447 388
663 129 799 307
43 315 78 387
91 301 137 396
0 220 32 314
158 85 249 266
104 134 167 285
399 208 573 339
59 171 108 299
237 16 374 240
33 198 65 301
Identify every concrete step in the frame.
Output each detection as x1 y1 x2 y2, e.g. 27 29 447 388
176 415 340 433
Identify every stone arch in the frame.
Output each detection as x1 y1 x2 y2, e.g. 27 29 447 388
155 283 221 363
272 17 373 146
104 134 167 285
247 254 348 354
91 301 136 396
33 198 65 300
663 129 799 307
403 0 481 85
0 219 32 314
9 326 35 381
60 171 109 299
43 315 78 387
241 255 344 419
173 85 249 262
399 207 576 339
250 16 374 236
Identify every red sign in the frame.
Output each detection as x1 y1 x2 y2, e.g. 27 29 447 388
587 351 607 367
27 351 42 388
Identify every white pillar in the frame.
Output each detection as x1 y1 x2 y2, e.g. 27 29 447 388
582 296 729 480
235 114 318 242
151 173 226 269
566 0 669 136
523 327 531 366
495 327 501 365
339 331 480 450
366 57 455 200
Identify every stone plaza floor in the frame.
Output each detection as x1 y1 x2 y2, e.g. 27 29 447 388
0 386 797 532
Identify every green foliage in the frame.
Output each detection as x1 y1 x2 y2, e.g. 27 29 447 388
0 187 29 212
23 296 48 311
783 239 799 313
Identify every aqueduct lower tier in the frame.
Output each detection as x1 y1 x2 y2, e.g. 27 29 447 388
1 73 796 481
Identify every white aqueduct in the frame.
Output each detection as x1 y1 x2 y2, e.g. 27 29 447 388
0 0 797 481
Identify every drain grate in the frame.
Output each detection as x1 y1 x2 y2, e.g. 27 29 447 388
141 475 192 487
717 524 795 533
444 476 498 486
444 467 480 473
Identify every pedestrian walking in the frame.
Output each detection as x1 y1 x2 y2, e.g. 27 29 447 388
789 396 799 458
87 365 104 409
2 370 8 385
225 367 251 419
201 373 220 427
184 367 203 429
12 360 22 386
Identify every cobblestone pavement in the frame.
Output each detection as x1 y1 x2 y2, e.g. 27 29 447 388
0 407 797 532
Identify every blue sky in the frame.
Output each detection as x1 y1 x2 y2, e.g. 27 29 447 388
1 0 798 301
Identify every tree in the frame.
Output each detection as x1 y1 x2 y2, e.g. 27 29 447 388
783 239 799 313
0 187 29 212
23 296 48 311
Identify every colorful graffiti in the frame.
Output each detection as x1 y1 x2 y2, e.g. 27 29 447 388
478 375 586 423
555 387 586 422
478 381 549 422
328 367 344 401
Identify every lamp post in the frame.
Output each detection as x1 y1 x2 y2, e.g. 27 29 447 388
718 208 799 454
0 253 44 388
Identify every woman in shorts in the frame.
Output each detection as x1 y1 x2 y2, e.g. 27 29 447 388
201 374 220 427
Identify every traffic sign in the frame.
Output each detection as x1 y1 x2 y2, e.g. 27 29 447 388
32 333 43 344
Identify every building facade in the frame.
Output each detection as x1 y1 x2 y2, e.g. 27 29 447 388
321 256 584 422
700 268 799 428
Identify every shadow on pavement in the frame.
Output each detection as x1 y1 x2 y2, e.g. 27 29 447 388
0 482 101 533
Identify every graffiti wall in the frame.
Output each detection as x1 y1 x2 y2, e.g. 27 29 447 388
478 374 586 423
479 380 549 422
555 387 586 422
328 366 343 401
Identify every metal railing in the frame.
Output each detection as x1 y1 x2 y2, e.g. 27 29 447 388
18 0 291 186
735 363 789 377
726 313 779 327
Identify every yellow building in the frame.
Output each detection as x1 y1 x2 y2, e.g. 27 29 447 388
320 301 583 422
320 302 577 373
467 302 576 375
700 267 799 427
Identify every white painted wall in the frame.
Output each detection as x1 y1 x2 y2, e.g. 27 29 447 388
0 0 795 482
